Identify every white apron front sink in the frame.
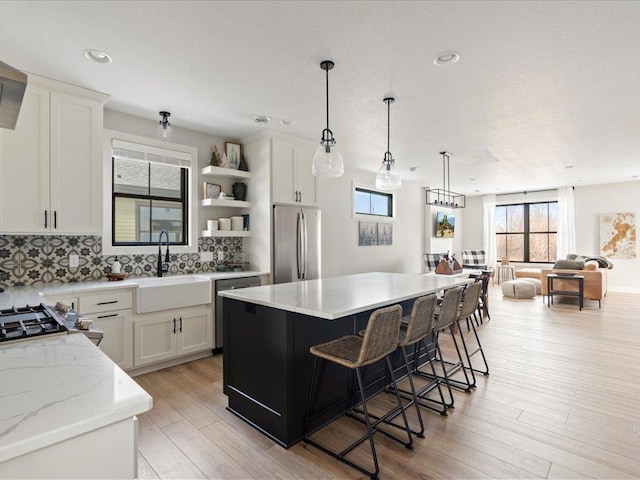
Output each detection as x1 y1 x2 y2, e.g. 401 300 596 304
136 275 211 313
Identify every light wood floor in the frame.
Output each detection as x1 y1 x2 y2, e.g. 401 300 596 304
134 286 640 479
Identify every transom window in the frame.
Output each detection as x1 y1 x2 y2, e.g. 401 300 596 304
112 153 188 246
354 187 393 217
496 201 558 263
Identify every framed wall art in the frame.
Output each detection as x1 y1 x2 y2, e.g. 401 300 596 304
225 142 241 169
204 182 221 199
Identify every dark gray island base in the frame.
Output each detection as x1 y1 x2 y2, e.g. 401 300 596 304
222 296 428 448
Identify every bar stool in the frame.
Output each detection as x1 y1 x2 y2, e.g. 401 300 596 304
304 305 412 480
455 282 490 386
428 287 473 396
394 293 453 417
476 270 492 323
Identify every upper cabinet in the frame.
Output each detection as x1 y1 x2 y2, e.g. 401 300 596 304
0 75 109 234
271 138 318 206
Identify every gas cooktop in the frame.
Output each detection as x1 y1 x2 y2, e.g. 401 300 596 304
0 304 68 343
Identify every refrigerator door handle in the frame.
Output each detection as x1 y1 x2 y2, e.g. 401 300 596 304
296 212 303 279
302 213 308 279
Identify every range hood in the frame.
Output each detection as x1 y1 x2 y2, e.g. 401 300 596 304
0 60 27 130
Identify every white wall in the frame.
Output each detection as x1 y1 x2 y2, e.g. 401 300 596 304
318 169 425 277
460 196 483 252
574 181 640 293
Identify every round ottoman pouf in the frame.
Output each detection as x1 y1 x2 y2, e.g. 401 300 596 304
502 279 536 299
519 277 542 295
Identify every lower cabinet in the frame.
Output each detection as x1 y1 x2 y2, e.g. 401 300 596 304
133 306 213 367
85 310 133 370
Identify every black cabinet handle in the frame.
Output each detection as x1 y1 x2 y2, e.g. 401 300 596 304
44 210 48 228
97 300 118 305
299 191 302 203
179 316 183 332
173 318 176 334
97 313 118 319
53 211 57 229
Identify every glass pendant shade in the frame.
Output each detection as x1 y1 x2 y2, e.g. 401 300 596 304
156 111 174 142
374 97 401 190
312 141 344 178
376 160 401 190
313 60 343 178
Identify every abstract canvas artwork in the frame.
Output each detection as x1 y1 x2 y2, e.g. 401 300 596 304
358 221 393 246
599 212 636 259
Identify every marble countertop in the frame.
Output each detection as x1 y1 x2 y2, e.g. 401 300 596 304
0 270 269 310
218 272 473 319
0 333 152 463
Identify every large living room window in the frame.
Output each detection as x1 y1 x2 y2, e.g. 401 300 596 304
496 201 558 262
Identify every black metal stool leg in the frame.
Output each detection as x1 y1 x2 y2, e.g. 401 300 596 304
304 356 319 440
400 346 425 437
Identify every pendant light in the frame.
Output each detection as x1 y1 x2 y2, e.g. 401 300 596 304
156 111 174 142
375 97 401 190
425 151 466 208
312 60 344 178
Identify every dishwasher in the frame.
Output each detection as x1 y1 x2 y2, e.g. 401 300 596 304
214 276 262 352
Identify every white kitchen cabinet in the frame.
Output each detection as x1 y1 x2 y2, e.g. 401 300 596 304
44 288 134 370
134 306 212 367
86 310 133 370
0 75 108 234
272 138 318 206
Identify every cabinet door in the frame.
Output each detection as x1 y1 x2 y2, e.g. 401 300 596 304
295 146 318 206
0 85 50 232
49 92 102 234
271 139 297 205
134 315 177 366
177 308 213 355
87 310 133 370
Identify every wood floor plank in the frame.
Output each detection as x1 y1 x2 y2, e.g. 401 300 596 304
162 419 255 479
136 451 160 480
134 288 640 479
546 463 594 479
136 413 205 479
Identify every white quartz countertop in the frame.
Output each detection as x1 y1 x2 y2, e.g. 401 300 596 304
218 272 473 319
0 333 152 463
0 271 269 310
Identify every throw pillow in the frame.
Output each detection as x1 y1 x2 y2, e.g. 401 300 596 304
565 254 578 260
583 260 598 271
553 259 585 270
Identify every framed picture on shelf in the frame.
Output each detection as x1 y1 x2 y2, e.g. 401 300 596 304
225 142 241 169
204 182 221 199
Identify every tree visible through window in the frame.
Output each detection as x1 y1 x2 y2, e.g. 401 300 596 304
496 201 558 262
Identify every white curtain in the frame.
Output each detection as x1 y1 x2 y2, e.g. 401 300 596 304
483 194 497 269
557 186 576 260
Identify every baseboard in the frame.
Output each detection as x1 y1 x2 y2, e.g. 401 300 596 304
126 350 213 377
607 286 640 294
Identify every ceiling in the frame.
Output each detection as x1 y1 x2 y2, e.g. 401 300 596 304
1 0 639 196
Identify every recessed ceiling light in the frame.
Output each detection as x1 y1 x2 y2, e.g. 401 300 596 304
433 51 460 66
470 178 476 181
409 166 418 172
280 119 294 126
253 116 271 125
473 189 480 193
84 49 112 64
564 165 574 169
632 175 639 178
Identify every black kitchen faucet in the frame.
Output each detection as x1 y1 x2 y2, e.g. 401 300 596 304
157 230 170 277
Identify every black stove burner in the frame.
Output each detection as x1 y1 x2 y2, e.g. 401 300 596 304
0 303 68 342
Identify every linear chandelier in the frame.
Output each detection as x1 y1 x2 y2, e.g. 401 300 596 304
425 151 466 208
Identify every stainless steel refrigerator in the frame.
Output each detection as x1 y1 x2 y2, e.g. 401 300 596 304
273 205 321 284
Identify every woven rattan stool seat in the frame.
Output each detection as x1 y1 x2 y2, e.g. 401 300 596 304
310 335 363 368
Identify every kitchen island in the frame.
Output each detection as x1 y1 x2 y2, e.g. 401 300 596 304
219 272 472 447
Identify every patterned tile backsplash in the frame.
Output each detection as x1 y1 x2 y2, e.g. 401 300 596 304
0 235 244 288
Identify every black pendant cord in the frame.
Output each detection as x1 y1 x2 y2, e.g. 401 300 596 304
383 97 395 169
325 65 330 133
387 98 390 156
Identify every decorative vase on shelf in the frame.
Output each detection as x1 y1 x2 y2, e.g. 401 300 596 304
238 154 249 171
232 182 247 201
